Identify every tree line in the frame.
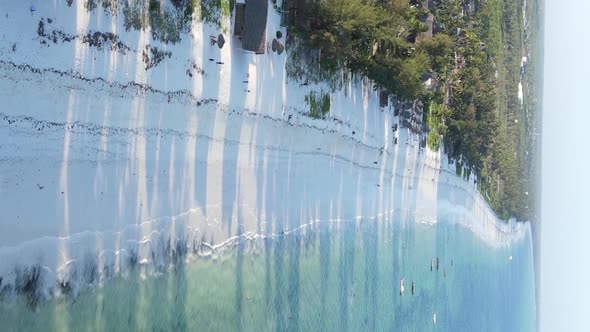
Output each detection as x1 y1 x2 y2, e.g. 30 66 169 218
291 0 534 220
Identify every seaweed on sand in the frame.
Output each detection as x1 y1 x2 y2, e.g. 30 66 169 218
14 264 44 309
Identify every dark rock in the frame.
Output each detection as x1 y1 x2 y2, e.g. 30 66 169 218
37 20 44 36
217 34 225 49
276 40 285 54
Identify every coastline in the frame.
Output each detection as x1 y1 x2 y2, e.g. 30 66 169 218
0 0 533 305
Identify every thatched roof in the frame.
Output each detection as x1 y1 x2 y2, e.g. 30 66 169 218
234 3 245 37
242 0 268 54
420 73 432 81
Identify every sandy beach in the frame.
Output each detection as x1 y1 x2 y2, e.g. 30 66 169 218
0 0 530 301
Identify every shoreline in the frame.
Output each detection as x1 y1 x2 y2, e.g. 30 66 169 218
0 58 531 305
0 0 533 307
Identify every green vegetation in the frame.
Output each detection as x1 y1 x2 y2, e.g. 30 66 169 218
290 0 542 221
149 0 161 12
432 0 540 221
306 91 331 119
84 0 230 44
523 0 544 222
472 0 541 221
291 0 437 100
285 40 351 91
426 102 446 151
420 34 453 75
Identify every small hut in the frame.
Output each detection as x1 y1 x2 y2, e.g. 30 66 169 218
233 2 245 38
420 73 436 91
235 0 268 54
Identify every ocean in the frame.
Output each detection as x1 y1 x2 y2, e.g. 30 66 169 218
0 214 536 331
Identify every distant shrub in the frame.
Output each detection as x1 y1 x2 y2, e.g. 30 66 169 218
149 0 161 12
306 92 331 119
276 30 283 39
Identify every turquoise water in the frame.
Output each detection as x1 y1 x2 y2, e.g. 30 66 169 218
0 216 535 331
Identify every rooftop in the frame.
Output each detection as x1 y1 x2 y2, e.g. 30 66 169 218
242 0 268 54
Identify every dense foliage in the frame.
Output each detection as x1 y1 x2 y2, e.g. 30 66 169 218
293 0 444 100
291 0 540 221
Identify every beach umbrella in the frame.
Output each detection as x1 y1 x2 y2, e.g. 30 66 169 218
271 38 277 52
217 34 225 49
276 40 284 55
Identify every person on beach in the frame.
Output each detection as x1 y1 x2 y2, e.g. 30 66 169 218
400 278 405 296
411 281 415 296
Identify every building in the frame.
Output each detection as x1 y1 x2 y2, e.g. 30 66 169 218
420 73 437 91
233 0 268 54
233 2 245 38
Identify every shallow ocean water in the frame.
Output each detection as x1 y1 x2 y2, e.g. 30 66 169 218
0 213 535 331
